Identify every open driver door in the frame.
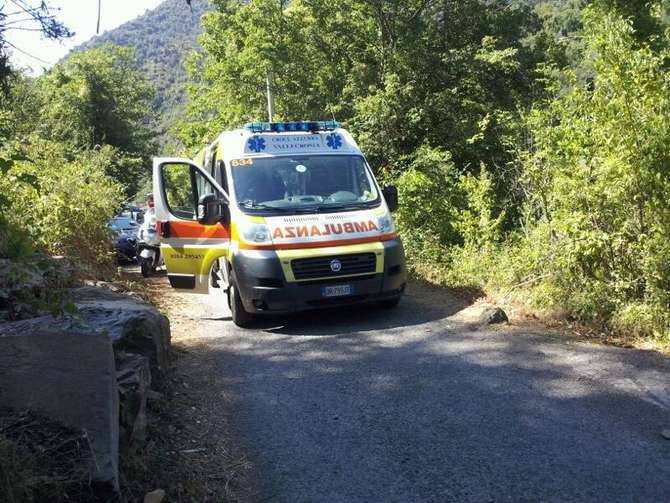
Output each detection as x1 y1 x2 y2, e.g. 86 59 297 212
152 157 230 294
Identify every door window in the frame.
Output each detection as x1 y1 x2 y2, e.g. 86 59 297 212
162 163 218 220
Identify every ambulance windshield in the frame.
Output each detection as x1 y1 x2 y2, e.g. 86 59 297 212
231 155 380 213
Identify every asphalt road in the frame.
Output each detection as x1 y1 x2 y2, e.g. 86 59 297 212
165 280 670 503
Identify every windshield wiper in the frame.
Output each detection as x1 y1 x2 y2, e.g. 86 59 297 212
240 200 371 214
240 200 266 209
315 203 371 212
239 200 296 212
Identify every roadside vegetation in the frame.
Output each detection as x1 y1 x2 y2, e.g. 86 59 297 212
177 0 670 349
0 44 155 274
1 16 158 496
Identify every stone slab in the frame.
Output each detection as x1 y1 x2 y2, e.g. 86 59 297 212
0 318 119 489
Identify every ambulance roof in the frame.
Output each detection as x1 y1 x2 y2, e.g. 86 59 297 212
213 121 363 161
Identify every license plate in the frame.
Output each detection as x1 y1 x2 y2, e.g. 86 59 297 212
321 284 353 297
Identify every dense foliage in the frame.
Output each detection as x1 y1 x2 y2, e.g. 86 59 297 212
39 46 155 192
0 45 154 273
516 6 670 337
176 0 670 345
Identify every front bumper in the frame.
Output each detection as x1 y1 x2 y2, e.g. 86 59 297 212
232 238 407 314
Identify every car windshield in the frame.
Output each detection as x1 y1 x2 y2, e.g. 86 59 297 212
231 155 379 213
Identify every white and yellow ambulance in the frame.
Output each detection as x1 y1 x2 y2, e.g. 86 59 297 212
152 121 406 326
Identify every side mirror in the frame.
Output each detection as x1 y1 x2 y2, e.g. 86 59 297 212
197 193 229 225
382 185 399 212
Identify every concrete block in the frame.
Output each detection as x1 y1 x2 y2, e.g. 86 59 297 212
0 318 119 489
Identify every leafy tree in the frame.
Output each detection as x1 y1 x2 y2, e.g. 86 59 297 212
515 4 670 337
0 45 152 271
178 0 545 233
177 0 377 145
73 0 209 148
38 45 156 194
394 146 464 271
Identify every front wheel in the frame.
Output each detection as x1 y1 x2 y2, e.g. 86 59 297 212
228 282 253 328
140 257 152 278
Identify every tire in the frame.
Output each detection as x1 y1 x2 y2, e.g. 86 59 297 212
228 282 253 327
140 258 152 278
380 296 401 309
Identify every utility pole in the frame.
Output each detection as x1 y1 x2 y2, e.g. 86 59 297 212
264 1 284 122
97 0 102 33
266 71 275 122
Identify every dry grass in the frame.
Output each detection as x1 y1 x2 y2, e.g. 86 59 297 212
115 268 256 502
482 289 670 355
0 409 97 503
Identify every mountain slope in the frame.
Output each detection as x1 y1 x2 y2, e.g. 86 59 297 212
74 0 209 144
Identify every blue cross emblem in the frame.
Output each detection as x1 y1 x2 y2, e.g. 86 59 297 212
326 133 343 150
247 136 266 153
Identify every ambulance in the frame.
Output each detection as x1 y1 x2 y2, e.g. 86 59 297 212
152 121 407 326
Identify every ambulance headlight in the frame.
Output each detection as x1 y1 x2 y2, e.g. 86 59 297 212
377 212 395 234
240 222 272 244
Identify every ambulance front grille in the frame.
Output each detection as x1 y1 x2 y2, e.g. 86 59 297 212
291 253 377 280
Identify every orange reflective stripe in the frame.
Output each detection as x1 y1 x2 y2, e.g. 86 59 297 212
239 233 398 251
168 221 230 239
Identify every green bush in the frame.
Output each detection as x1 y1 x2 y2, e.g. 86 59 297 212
5 141 124 275
447 7 670 345
0 45 149 275
393 145 463 274
0 216 33 260
611 302 670 344
457 164 506 251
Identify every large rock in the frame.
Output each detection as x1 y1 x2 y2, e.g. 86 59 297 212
478 306 509 325
0 317 119 489
0 283 171 492
449 303 510 326
73 286 171 377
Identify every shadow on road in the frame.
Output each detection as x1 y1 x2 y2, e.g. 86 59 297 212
120 267 483 336
250 281 483 336
192 318 670 502
138 265 670 502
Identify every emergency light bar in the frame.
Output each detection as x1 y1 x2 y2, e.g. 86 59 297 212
243 121 340 133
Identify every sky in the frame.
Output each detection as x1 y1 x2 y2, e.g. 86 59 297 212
4 0 165 74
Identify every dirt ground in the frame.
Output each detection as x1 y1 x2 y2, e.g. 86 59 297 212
118 270 259 503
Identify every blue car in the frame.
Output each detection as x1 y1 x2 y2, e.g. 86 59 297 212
110 213 142 262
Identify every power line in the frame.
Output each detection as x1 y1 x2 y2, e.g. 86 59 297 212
4 39 51 65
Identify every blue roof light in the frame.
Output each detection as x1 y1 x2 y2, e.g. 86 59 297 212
243 121 340 133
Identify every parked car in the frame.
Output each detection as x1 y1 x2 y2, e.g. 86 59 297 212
109 214 141 263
